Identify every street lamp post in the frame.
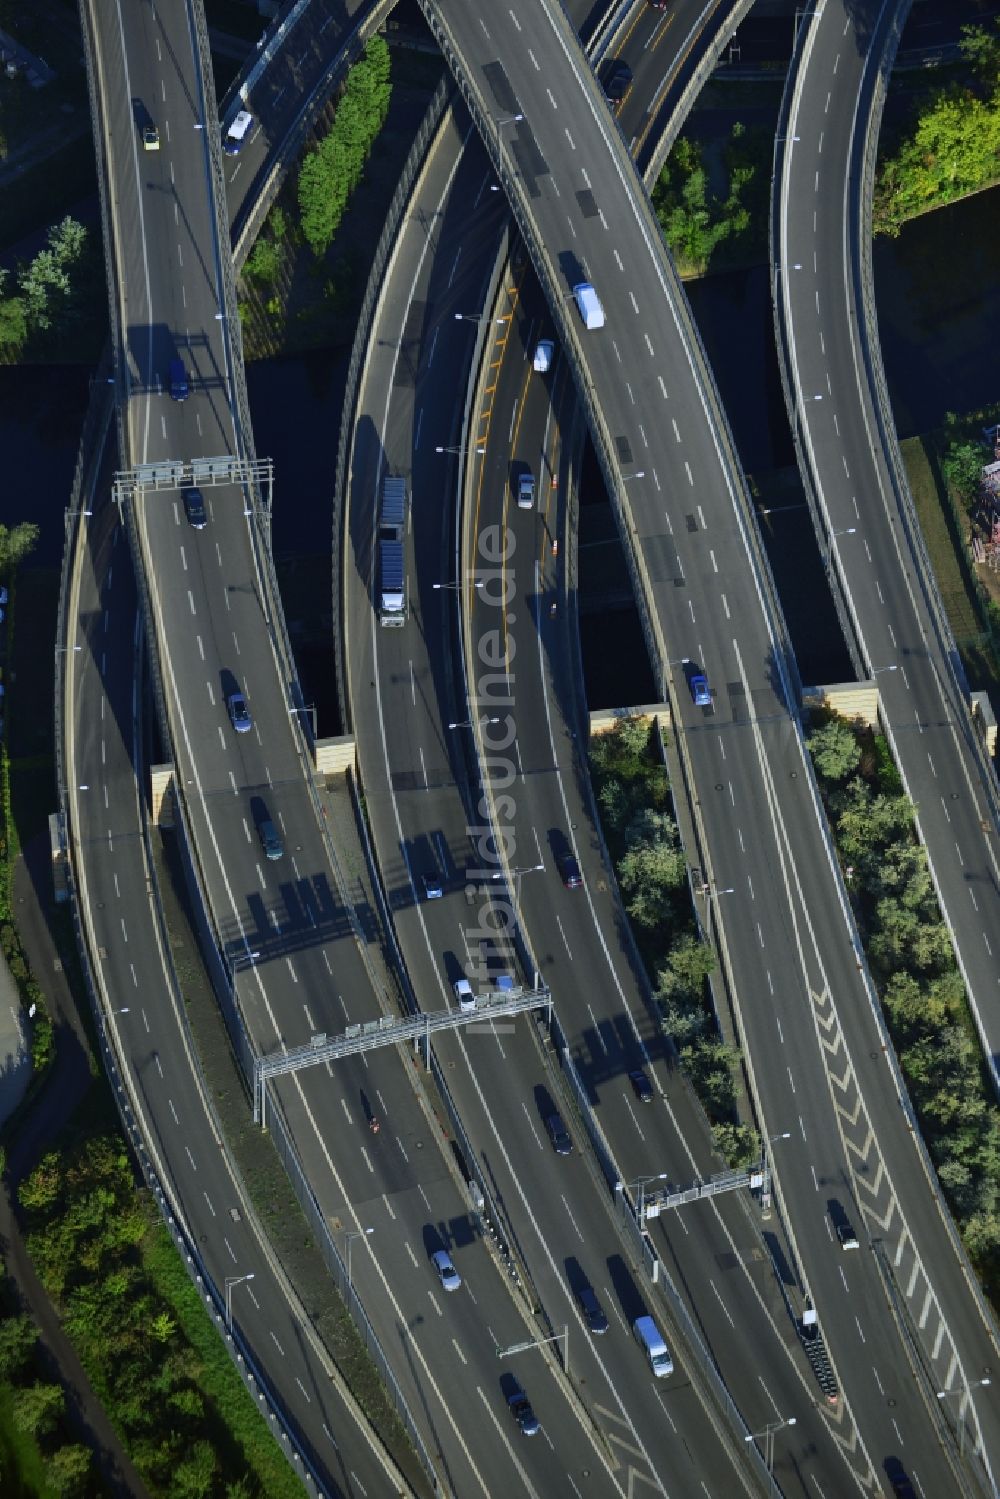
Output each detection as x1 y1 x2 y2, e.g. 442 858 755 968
435 444 486 457
433 580 484 593
225 1272 255 1332
454 312 505 326
491 862 543 907
493 111 523 176
745 1415 796 1497
343 1227 375 1293
449 714 500 731
937 1378 990 1460
631 1172 670 1224
759 1130 790 1218
289 703 318 740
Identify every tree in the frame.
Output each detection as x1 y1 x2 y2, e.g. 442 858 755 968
0 520 40 572
0 293 27 348
245 237 282 285
612 714 651 762
49 216 87 268
45 1444 92 1498
19 1150 64 1213
807 717 861 782
0 1311 38 1377
172 1438 219 1498
682 1036 738 1113
658 987 705 1049
151 1310 176 1343
959 22 1000 85
942 438 987 511
657 934 715 999
618 808 685 926
18 249 70 329
712 1121 759 1168
11 1380 64 1438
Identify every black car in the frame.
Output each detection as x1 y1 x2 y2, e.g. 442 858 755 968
599 58 633 110
507 1383 540 1437
628 1068 653 1104
545 1113 573 1156
576 1284 608 1335
182 486 207 529
883 1458 915 1499
560 853 583 889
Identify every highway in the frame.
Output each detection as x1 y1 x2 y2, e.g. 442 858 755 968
415 0 1000 1492
63 492 397 1497
71 0 1000 1492
340 7 886 1497
83 0 644 1492
774 2 1000 1086
65 1 444 1492
343 94 760 1498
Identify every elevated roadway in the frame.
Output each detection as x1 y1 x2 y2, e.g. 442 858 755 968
773 2 1000 1089
413 0 1000 1491
343 94 761 1499
82 0 636 1491
340 4 879 1496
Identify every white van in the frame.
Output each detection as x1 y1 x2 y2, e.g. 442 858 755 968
633 1315 673 1378
573 282 605 330
224 110 254 155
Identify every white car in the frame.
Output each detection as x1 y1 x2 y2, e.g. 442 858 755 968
533 339 554 372
431 1249 461 1292
454 978 476 1013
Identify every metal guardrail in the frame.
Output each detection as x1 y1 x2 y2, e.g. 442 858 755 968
76 1 126 468
54 348 114 825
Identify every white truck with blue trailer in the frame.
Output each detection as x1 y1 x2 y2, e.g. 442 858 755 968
379 475 407 626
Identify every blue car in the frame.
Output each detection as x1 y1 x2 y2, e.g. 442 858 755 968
690 672 711 708
227 691 252 733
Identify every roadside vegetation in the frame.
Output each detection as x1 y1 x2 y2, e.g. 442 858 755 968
875 22 1000 235
0 1269 96 1497
588 716 757 1167
18 1123 301 1499
238 36 393 351
0 217 103 363
806 713 1000 1299
651 121 772 277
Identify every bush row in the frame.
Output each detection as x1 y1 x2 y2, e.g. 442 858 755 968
18 1134 300 1498
875 23 1000 236
0 1269 96 1496
588 716 758 1166
297 35 392 259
